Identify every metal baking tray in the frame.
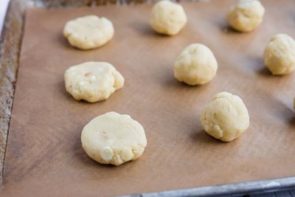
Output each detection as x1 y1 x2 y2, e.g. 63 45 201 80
1 0 295 196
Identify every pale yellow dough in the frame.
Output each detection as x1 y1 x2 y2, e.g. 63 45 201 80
64 62 124 103
200 92 250 142
150 0 187 36
174 43 218 85
227 0 265 32
264 34 295 75
63 15 114 50
81 112 147 166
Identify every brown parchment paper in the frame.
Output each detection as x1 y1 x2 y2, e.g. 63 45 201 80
2 0 295 196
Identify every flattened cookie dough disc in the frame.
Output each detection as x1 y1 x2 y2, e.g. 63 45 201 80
63 15 114 50
64 62 124 103
81 112 147 166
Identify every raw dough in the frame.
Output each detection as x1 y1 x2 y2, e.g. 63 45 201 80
200 92 250 142
174 43 218 85
150 0 187 36
81 112 147 166
64 62 124 103
227 0 265 32
63 15 114 50
264 34 295 75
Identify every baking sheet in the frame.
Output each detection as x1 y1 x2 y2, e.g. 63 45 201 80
2 0 295 196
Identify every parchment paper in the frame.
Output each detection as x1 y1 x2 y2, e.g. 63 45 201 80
2 0 295 196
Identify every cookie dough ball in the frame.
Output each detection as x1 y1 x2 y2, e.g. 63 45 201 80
63 15 114 50
200 92 250 142
174 43 218 85
227 0 265 32
264 34 295 75
64 62 124 103
81 112 147 166
150 0 187 36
